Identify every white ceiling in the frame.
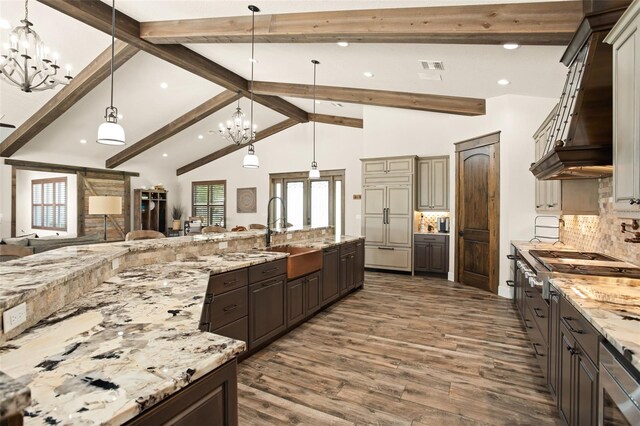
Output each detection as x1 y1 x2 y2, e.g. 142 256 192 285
0 0 570 171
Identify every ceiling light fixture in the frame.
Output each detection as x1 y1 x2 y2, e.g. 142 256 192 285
80 139 87 144
0 0 73 92
160 82 168 89
197 134 204 140
309 59 321 180
242 5 260 169
503 43 520 50
337 41 349 47
497 79 510 85
162 153 168 157
363 71 374 78
97 0 125 146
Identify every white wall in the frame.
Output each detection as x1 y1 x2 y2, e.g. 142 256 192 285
15 170 78 237
177 123 363 234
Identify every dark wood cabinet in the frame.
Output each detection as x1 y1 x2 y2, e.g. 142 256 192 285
340 243 356 295
355 240 365 288
414 234 449 274
575 348 598 426
322 247 340 304
286 276 306 327
125 359 238 426
306 272 321 315
548 288 561 399
248 275 286 350
134 189 168 235
559 322 574 425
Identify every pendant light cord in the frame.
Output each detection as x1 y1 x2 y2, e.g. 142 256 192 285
24 0 28 22
249 7 255 141
110 0 116 111
312 61 317 163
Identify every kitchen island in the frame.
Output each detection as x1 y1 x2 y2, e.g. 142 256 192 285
0 228 364 425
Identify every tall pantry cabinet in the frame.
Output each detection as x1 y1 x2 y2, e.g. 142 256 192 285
361 156 416 272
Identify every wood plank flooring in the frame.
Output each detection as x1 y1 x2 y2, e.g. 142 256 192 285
237 272 561 425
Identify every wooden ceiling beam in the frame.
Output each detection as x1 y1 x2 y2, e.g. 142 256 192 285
251 81 485 116
37 0 308 123
140 1 582 45
176 118 299 176
309 114 363 129
105 90 240 169
0 40 138 157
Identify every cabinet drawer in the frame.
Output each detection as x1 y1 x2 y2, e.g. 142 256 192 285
210 286 248 330
414 233 448 243
363 174 412 185
340 242 356 255
524 287 549 344
525 304 548 381
208 268 248 296
364 246 411 271
560 296 600 364
249 259 287 283
212 316 248 345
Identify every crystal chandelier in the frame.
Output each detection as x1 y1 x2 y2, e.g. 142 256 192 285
96 0 125 146
219 93 255 145
309 60 320 179
0 0 73 92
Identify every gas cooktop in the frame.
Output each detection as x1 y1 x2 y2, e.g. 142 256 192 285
529 250 640 279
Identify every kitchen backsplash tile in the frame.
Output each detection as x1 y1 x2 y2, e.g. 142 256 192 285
414 211 450 232
561 178 640 266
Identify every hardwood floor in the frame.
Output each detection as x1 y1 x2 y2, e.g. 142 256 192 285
237 272 561 425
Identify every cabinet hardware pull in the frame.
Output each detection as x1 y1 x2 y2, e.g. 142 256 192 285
262 267 278 274
523 319 533 329
378 247 395 250
223 304 237 312
223 279 238 286
507 254 520 260
524 290 533 298
533 307 544 318
506 280 515 287
532 343 545 357
561 316 583 334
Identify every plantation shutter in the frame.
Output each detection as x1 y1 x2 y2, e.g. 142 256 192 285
191 181 226 227
31 177 67 230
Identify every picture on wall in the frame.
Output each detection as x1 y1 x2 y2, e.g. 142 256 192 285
237 187 257 213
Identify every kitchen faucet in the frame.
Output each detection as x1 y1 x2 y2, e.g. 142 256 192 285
266 196 287 247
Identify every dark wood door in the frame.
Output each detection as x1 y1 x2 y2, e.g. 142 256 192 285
548 288 561 399
322 248 339 304
286 277 305 327
429 243 447 273
414 243 428 271
248 276 286 350
559 322 575 426
575 346 598 426
455 135 499 293
355 241 365 287
306 272 321 315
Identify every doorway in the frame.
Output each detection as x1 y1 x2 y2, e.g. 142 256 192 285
454 131 500 293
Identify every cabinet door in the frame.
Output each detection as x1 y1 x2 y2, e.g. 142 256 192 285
418 160 432 210
546 180 561 211
355 241 365 287
431 157 449 211
575 346 598 426
428 243 447 273
286 277 305 327
322 248 340 304
362 186 386 245
347 254 356 291
248 277 286 349
414 242 428 271
548 289 561 399
559 323 575 426
362 160 387 175
386 185 412 247
386 157 414 174
339 254 349 294
306 272 321 315
613 23 640 211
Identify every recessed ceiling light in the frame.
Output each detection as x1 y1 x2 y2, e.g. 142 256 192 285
198 134 204 140
363 71 374 78
337 41 349 47
160 82 168 89
497 79 510 85
503 43 520 50
80 139 87 144
249 58 257 63
162 153 168 157
0 19 10 30
315 100 321 104
117 113 123 120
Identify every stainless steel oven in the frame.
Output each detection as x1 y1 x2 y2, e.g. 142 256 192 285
599 342 640 425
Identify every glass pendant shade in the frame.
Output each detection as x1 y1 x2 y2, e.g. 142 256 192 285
243 144 259 168
97 120 125 146
308 161 320 179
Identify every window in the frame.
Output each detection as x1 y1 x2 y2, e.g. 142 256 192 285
270 170 345 233
192 180 226 227
32 177 67 231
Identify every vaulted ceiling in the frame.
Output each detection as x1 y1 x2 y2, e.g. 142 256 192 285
0 0 575 173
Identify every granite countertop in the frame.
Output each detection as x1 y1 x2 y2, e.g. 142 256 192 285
0 250 286 425
286 235 363 250
0 372 30 420
550 275 640 372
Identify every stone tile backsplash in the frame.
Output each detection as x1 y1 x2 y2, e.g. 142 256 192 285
561 178 640 266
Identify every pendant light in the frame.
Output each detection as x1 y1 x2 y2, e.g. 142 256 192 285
97 0 125 146
242 5 260 169
308 60 320 179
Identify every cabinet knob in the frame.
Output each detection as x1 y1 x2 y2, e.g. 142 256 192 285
630 199 639 205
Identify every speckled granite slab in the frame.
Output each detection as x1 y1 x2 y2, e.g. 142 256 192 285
287 235 363 250
550 276 640 372
0 371 30 420
0 250 287 425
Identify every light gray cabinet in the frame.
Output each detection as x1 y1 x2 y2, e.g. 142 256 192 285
361 156 415 272
417 156 449 211
534 105 562 212
606 2 640 216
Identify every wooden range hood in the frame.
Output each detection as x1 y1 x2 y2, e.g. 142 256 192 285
530 7 627 180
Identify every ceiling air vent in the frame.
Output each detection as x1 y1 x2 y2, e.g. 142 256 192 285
419 60 444 71
418 73 442 81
